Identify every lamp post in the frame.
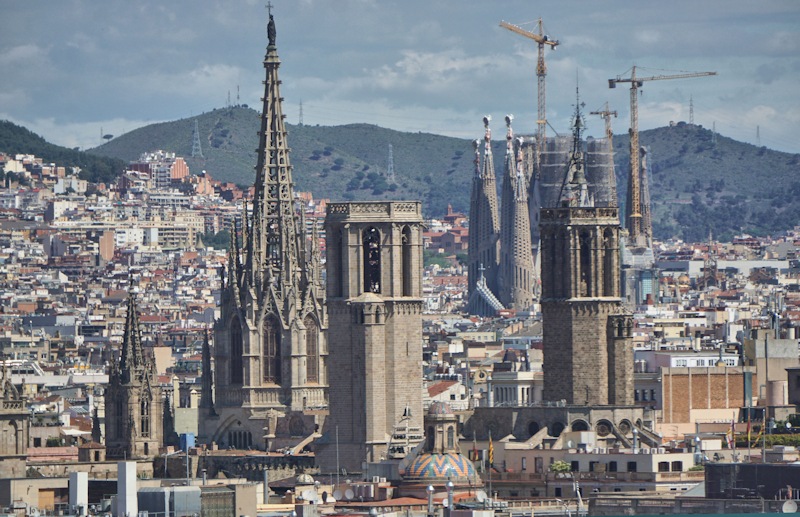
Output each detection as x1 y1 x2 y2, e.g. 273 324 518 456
446 481 454 517
426 485 434 517
694 436 702 466
632 428 639 451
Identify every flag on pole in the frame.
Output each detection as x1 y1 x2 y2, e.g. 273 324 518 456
747 418 751 443
750 424 764 448
488 430 494 468
726 418 735 449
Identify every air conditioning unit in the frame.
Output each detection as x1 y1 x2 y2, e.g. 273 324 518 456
372 476 381 483
600 447 607 454
658 447 666 454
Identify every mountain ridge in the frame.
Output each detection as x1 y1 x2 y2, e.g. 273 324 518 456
1 108 797 242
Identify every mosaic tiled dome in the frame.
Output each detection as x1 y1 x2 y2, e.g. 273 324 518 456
404 452 478 482
428 401 453 415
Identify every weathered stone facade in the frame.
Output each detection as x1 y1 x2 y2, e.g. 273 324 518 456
105 290 164 460
203 14 327 450
539 103 634 407
466 119 501 316
318 201 425 472
498 116 535 309
0 363 28 478
463 406 654 444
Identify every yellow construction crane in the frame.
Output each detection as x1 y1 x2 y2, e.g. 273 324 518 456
590 102 617 141
609 66 716 244
500 19 559 172
590 102 619 203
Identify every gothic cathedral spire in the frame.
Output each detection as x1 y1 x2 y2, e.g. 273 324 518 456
204 12 327 450
467 116 502 316
498 115 535 309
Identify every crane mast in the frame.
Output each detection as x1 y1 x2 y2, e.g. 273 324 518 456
608 66 716 245
500 19 559 177
590 102 618 203
590 102 618 141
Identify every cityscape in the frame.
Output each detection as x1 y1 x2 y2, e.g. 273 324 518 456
1 4 799 517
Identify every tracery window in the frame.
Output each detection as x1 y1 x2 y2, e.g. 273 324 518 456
263 316 281 383
140 397 150 438
363 227 381 293
230 316 243 384
305 315 319 383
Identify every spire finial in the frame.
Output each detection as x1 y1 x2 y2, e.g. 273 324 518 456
267 7 276 47
505 115 514 153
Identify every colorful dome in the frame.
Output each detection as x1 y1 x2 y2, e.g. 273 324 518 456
404 452 478 482
428 401 453 415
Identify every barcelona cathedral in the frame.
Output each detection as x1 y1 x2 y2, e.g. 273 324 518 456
101 10 652 471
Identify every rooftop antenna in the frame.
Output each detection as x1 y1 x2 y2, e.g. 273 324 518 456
689 94 694 125
299 101 304 126
756 125 761 146
236 85 240 106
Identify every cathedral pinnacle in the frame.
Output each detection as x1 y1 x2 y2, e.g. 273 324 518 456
120 280 144 384
559 86 592 208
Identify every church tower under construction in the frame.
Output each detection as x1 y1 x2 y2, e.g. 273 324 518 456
466 117 502 316
498 115 535 310
203 13 327 449
540 100 634 406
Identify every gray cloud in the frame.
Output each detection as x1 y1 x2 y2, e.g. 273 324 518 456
1 0 798 153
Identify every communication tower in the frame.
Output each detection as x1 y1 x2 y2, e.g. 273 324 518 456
387 143 395 183
191 120 204 159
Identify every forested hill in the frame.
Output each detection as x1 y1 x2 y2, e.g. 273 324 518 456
3 106 797 242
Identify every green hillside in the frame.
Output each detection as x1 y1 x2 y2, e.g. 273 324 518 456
90 106 477 216
3 107 797 242
613 123 800 242
0 120 124 183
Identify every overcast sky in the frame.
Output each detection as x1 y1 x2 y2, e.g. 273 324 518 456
3 1 799 153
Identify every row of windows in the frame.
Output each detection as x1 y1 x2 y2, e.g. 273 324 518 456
517 458 683 474
229 314 320 385
333 225 415 297
675 358 736 367
634 389 658 402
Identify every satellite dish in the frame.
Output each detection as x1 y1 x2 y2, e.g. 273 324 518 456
782 500 797 513
333 490 343 500
566 440 575 449
476 491 487 503
302 489 317 502
345 489 354 501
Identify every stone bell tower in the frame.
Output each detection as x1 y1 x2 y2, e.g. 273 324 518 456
540 97 634 406
318 201 425 472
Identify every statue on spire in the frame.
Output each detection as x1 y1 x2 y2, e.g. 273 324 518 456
268 14 276 47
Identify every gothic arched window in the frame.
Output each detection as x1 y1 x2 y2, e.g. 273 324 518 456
263 316 281 384
304 315 319 383
402 226 413 296
579 230 593 297
363 227 381 294
230 316 243 384
115 397 124 439
603 228 615 297
140 397 150 438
